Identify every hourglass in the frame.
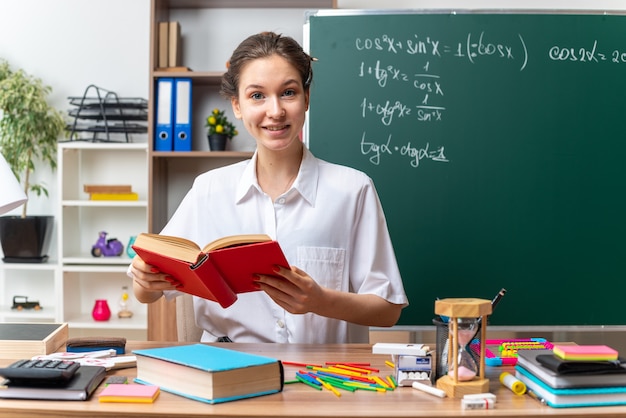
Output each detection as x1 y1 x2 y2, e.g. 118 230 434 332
434 298 491 398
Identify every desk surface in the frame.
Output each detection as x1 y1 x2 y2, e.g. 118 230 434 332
1 341 625 418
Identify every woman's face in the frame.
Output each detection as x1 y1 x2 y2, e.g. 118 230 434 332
231 54 309 152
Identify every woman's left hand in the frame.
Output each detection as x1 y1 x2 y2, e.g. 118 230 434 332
254 265 325 314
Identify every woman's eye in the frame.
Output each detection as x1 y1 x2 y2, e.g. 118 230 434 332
283 89 295 97
251 92 264 100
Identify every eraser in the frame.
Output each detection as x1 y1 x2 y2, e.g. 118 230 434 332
462 398 495 410
463 392 497 401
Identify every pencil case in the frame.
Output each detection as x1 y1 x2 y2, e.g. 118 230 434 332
66 336 126 355
536 354 626 375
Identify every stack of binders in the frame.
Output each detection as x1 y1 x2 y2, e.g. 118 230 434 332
515 345 626 408
154 77 192 152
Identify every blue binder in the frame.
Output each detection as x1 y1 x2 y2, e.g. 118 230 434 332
154 78 174 151
174 78 192 151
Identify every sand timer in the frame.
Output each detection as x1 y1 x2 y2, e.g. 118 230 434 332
434 298 491 398
448 317 479 381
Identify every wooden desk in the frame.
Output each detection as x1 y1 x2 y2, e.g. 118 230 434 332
1 341 625 418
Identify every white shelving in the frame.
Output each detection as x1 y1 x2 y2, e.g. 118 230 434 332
57 141 148 339
0 263 58 323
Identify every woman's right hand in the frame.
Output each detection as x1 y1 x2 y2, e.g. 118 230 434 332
130 255 179 302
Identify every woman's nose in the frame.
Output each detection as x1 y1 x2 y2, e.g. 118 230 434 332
267 97 285 118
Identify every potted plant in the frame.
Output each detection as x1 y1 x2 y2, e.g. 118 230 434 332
0 59 65 262
205 108 238 151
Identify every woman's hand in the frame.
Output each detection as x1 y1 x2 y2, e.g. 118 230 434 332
256 265 403 327
130 255 179 303
255 265 325 314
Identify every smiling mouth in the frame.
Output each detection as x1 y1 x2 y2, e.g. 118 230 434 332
265 125 288 131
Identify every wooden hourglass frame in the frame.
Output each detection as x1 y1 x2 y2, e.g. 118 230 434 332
434 298 492 398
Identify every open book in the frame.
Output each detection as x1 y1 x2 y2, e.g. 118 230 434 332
132 233 289 308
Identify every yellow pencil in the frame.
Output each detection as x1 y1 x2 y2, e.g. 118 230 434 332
315 377 341 397
332 364 372 374
373 376 390 389
385 360 395 369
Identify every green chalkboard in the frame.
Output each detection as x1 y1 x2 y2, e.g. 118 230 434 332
307 11 626 326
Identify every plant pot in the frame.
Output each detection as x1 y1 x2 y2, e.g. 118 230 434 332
208 133 228 151
0 215 54 263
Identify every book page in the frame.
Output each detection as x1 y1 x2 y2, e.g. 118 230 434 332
202 234 271 253
134 233 202 263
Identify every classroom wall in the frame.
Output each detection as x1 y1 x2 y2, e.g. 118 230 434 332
1 0 624 219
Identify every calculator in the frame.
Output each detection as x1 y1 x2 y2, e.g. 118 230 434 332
0 359 80 382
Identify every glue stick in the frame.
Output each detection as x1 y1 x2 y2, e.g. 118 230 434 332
499 372 526 395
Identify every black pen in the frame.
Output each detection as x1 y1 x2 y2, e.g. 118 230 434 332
477 288 507 327
491 288 507 311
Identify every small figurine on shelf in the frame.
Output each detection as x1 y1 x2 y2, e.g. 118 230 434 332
91 231 124 257
118 285 133 318
127 236 137 258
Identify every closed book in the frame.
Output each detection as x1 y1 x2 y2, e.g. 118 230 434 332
516 366 626 408
131 233 289 308
0 323 68 359
83 184 132 194
89 192 139 201
168 21 181 67
516 349 626 389
133 344 284 404
0 365 106 401
157 21 168 68
98 383 160 403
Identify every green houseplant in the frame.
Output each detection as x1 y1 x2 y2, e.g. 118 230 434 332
0 59 65 262
205 108 238 151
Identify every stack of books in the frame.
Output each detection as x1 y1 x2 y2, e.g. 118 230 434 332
84 184 138 201
515 345 626 408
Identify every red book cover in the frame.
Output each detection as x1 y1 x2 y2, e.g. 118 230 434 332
132 236 288 308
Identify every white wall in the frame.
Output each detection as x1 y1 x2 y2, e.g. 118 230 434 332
1 0 624 219
0 0 150 217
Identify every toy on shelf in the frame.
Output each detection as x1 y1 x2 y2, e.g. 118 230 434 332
91 231 124 257
11 295 42 311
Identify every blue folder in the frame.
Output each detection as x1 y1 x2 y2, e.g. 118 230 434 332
154 78 174 151
174 78 192 151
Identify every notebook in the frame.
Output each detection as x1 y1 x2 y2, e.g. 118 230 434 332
516 366 626 408
0 365 106 401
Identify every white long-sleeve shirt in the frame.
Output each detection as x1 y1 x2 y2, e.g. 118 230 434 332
158 146 408 343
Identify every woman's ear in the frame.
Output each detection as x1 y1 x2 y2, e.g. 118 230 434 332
231 97 242 119
304 89 310 112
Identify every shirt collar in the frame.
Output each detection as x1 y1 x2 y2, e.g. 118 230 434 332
235 147 319 206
